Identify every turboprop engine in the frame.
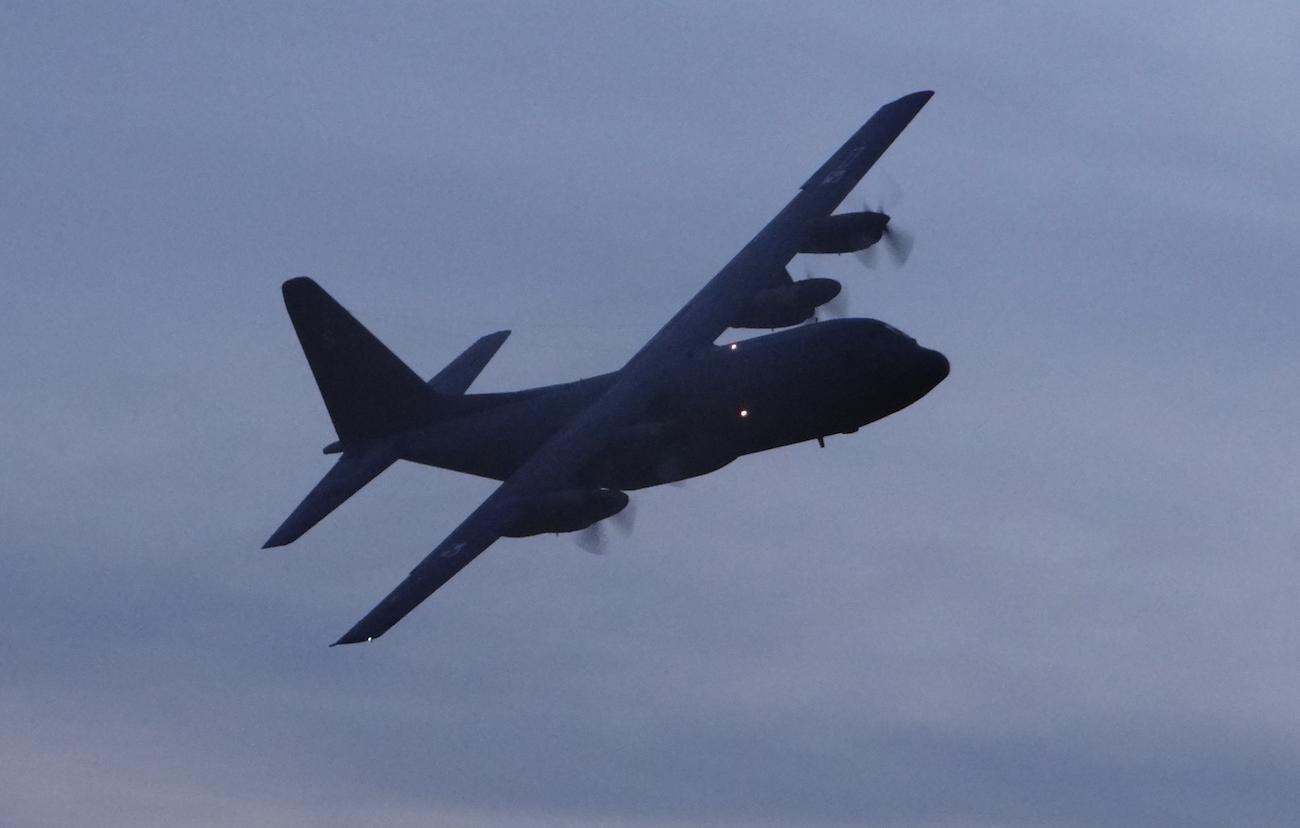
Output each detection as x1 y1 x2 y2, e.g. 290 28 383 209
504 488 630 537
733 278 842 328
801 211 890 254
732 277 842 329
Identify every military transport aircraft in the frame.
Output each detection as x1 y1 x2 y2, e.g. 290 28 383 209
266 91 947 645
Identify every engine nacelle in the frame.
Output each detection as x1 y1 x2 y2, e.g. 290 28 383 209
801 211 889 254
504 488 630 537
732 277 842 329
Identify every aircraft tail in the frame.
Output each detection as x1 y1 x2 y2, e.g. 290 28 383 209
268 278 511 547
283 276 440 444
427 329 511 395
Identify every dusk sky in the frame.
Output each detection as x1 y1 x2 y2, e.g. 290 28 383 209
5 3 1300 826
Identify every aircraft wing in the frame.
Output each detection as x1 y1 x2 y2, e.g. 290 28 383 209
332 90 933 645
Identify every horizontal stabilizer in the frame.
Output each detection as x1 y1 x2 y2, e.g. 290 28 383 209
283 277 437 443
428 330 510 395
264 442 399 548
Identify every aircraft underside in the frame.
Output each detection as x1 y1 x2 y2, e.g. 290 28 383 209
398 318 948 490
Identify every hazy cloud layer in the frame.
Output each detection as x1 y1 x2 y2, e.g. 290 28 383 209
4 2 1300 826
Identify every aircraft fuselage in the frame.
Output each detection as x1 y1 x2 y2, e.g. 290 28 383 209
398 318 947 490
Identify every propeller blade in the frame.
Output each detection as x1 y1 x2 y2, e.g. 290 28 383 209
611 497 637 535
576 522 607 554
883 225 914 266
854 245 881 269
853 183 913 269
799 265 849 321
577 496 636 553
818 289 850 320
877 177 905 212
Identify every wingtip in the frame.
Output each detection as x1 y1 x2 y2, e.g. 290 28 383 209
896 90 935 107
262 528 293 549
332 618 382 646
331 632 373 647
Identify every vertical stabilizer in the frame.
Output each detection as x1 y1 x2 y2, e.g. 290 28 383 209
282 277 437 443
270 281 514 547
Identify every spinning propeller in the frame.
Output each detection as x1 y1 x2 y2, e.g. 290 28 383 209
855 220 914 268
854 180 915 269
802 266 850 322
576 497 637 554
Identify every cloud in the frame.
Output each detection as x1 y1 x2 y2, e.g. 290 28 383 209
3 2 1300 826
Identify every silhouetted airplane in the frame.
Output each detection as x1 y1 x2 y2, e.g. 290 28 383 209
266 91 946 645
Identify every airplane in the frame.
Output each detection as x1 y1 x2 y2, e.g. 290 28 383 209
265 91 948 645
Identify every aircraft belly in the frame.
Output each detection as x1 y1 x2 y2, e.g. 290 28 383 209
586 337 867 489
400 417 543 480
398 321 931 490
598 321 937 488
398 380 610 481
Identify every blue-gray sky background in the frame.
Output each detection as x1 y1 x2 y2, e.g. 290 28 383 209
4 3 1300 826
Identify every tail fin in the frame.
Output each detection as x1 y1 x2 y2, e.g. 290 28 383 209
282 277 438 444
269 279 513 547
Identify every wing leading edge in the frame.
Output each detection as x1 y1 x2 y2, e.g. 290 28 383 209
331 90 934 645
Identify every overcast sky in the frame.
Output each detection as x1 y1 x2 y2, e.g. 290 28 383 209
4 3 1300 827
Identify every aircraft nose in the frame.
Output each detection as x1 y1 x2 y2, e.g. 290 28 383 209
913 346 949 394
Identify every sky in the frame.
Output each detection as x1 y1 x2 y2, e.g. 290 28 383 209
4 2 1300 826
